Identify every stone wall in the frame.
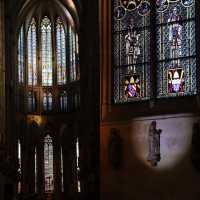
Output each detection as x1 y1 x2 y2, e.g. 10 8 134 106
101 113 200 200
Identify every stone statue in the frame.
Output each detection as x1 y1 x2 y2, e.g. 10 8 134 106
147 121 162 166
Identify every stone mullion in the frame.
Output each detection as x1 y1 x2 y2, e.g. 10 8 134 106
0 0 6 145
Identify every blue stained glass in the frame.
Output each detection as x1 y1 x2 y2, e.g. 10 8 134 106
28 18 37 86
27 91 36 112
157 0 196 97
113 0 151 103
18 26 24 83
41 17 53 86
56 18 66 85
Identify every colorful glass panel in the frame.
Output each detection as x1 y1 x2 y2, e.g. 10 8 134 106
27 91 36 112
28 18 37 85
113 0 151 103
44 135 54 192
18 26 24 83
156 0 196 97
41 17 53 86
56 18 67 85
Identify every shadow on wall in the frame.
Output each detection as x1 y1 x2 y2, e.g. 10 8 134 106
101 115 200 200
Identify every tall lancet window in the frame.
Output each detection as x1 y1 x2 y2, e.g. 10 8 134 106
156 1 196 97
28 18 37 85
60 146 64 192
41 17 53 86
112 0 151 103
69 26 76 81
18 26 24 83
35 147 37 193
76 138 81 192
17 139 22 194
56 18 66 85
44 134 54 192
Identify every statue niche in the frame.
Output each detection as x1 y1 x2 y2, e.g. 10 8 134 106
108 128 123 170
147 121 162 167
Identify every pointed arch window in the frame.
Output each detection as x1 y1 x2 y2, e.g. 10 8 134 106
60 146 64 192
60 91 68 111
41 16 53 86
56 18 67 85
17 139 22 194
28 18 37 86
69 26 77 81
18 26 24 83
44 134 54 192
35 147 37 193
27 91 36 112
76 138 81 192
43 92 53 111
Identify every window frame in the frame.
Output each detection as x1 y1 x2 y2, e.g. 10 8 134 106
110 0 200 117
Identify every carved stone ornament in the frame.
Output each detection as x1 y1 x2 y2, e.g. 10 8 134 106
108 128 123 170
147 121 162 167
191 122 200 171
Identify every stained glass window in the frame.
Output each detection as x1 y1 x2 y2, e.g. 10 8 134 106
27 18 37 85
17 139 21 194
76 138 81 192
113 0 151 103
156 0 196 97
56 18 67 85
35 147 37 193
18 26 24 84
27 91 36 112
60 91 68 111
76 33 80 80
69 27 77 81
60 147 64 192
43 92 53 111
41 17 53 86
44 134 54 192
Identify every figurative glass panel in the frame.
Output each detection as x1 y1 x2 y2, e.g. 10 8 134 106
18 26 24 83
113 0 151 103
41 17 53 86
28 18 37 85
44 135 54 192
156 0 196 97
56 18 67 85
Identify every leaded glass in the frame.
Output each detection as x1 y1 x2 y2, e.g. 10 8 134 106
156 0 196 97
44 135 54 192
41 17 53 86
17 139 21 194
76 138 81 192
60 147 64 192
35 147 37 193
69 27 77 81
18 26 24 83
60 91 68 111
43 92 53 111
56 18 67 85
27 91 36 112
113 0 151 103
28 18 37 85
